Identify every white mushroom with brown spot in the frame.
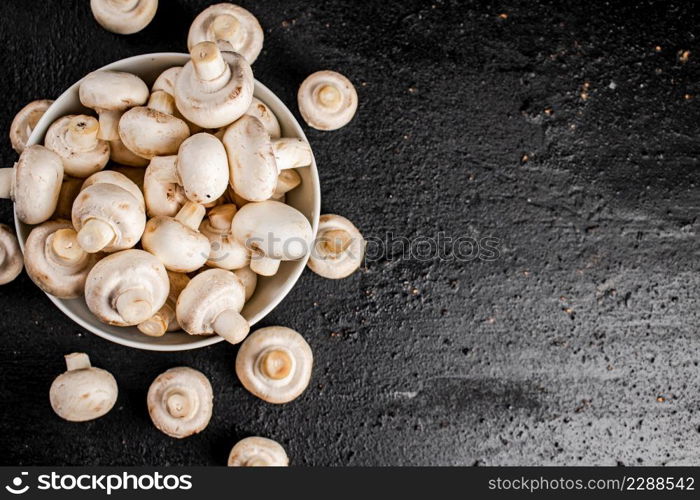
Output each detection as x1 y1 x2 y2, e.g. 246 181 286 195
228 437 289 467
10 99 53 153
176 268 249 344
234 266 257 301
0 224 23 285
85 249 169 326
187 3 264 64
79 71 149 140
235 326 313 404
199 204 249 270
44 115 110 178
246 97 280 138
138 271 190 337
0 145 63 225
90 0 158 35
143 156 187 217
298 70 358 130
308 214 365 279
142 201 210 272
118 91 190 159
24 220 100 298
49 353 118 422
232 200 313 276
174 41 253 128
147 366 213 439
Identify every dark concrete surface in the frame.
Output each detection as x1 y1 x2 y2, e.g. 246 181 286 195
1 0 699 466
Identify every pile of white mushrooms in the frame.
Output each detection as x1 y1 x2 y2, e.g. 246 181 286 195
3 1 365 466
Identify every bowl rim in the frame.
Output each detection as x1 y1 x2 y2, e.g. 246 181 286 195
17 52 321 352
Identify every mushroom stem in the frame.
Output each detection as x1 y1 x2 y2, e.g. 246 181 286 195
148 90 177 116
174 201 206 230
317 84 342 110
259 349 293 380
272 138 312 170
67 116 99 150
250 254 281 276
153 160 180 184
65 352 91 371
48 228 85 264
0 168 13 199
210 14 244 48
77 218 115 253
322 229 352 254
191 41 229 82
96 109 122 141
137 305 173 337
213 309 249 344
115 288 153 325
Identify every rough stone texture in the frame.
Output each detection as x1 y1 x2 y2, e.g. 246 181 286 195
1 0 700 466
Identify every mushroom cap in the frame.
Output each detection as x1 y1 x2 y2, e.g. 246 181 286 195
53 177 84 219
119 106 190 159
177 133 229 204
0 224 23 285
187 3 264 64
228 437 289 466
109 165 146 191
144 156 187 217
90 0 158 35
234 266 257 301
200 204 249 270
246 97 281 138
232 200 313 261
24 220 100 298
10 99 53 154
12 145 64 225
174 43 254 128
308 214 365 279
142 215 210 273
44 115 110 178
85 249 169 326
147 366 213 439
176 268 246 337
49 353 118 422
109 138 149 167
298 70 358 130
81 170 146 211
79 71 150 112
223 115 277 202
152 67 182 95
235 326 313 404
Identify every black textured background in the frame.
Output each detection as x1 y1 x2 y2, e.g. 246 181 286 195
1 0 699 466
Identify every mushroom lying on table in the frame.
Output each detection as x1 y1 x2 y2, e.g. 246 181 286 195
199 204 249 270
138 271 190 337
90 0 158 35
44 115 110 178
0 224 23 285
308 214 365 279
228 437 289 467
10 99 53 154
298 70 358 130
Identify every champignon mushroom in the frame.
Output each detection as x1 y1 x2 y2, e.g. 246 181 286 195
228 437 289 467
176 268 249 344
143 155 187 217
231 200 313 276
187 3 264 64
199 204 249 270
118 91 190 159
142 201 210 272
308 214 365 279
49 352 118 422
90 0 158 35
24 220 100 298
72 173 146 253
174 41 254 128
272 138 312 170
109 138 149 167
53 177 84 219
298 70 358 131
0 224 23 285
0 145 63 224
223 115 277 202
44 115 110 178
138 271 190 337
246 97 280 138
234 266 257 301
176 133 229 204
273 169 301 199
79 71 149 140
80 170 145 211
235 326 313 404
9 99 53 153
85 249 169 326
152 67 181 95
147 366 213 439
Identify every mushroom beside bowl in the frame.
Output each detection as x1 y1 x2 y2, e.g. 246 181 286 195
17 53 321 351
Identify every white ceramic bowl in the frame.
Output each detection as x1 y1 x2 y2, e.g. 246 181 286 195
17 53 320 351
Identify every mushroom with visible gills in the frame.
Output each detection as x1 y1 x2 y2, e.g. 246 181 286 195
199 204 249 270
79 71 149 140
90 0 158 34
228 437 289 467
308 214 365 279
44 115 110 178
9 99 53 153
85 249 169 326
24 220 100 298
143 156 187 217
176 268 249 344
49 352 118 422
298 70 358 130
138 271 190 337
147 366 213 439
187 3 264 64
235 326 313 404
0 224 23 285
0 145 63 224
